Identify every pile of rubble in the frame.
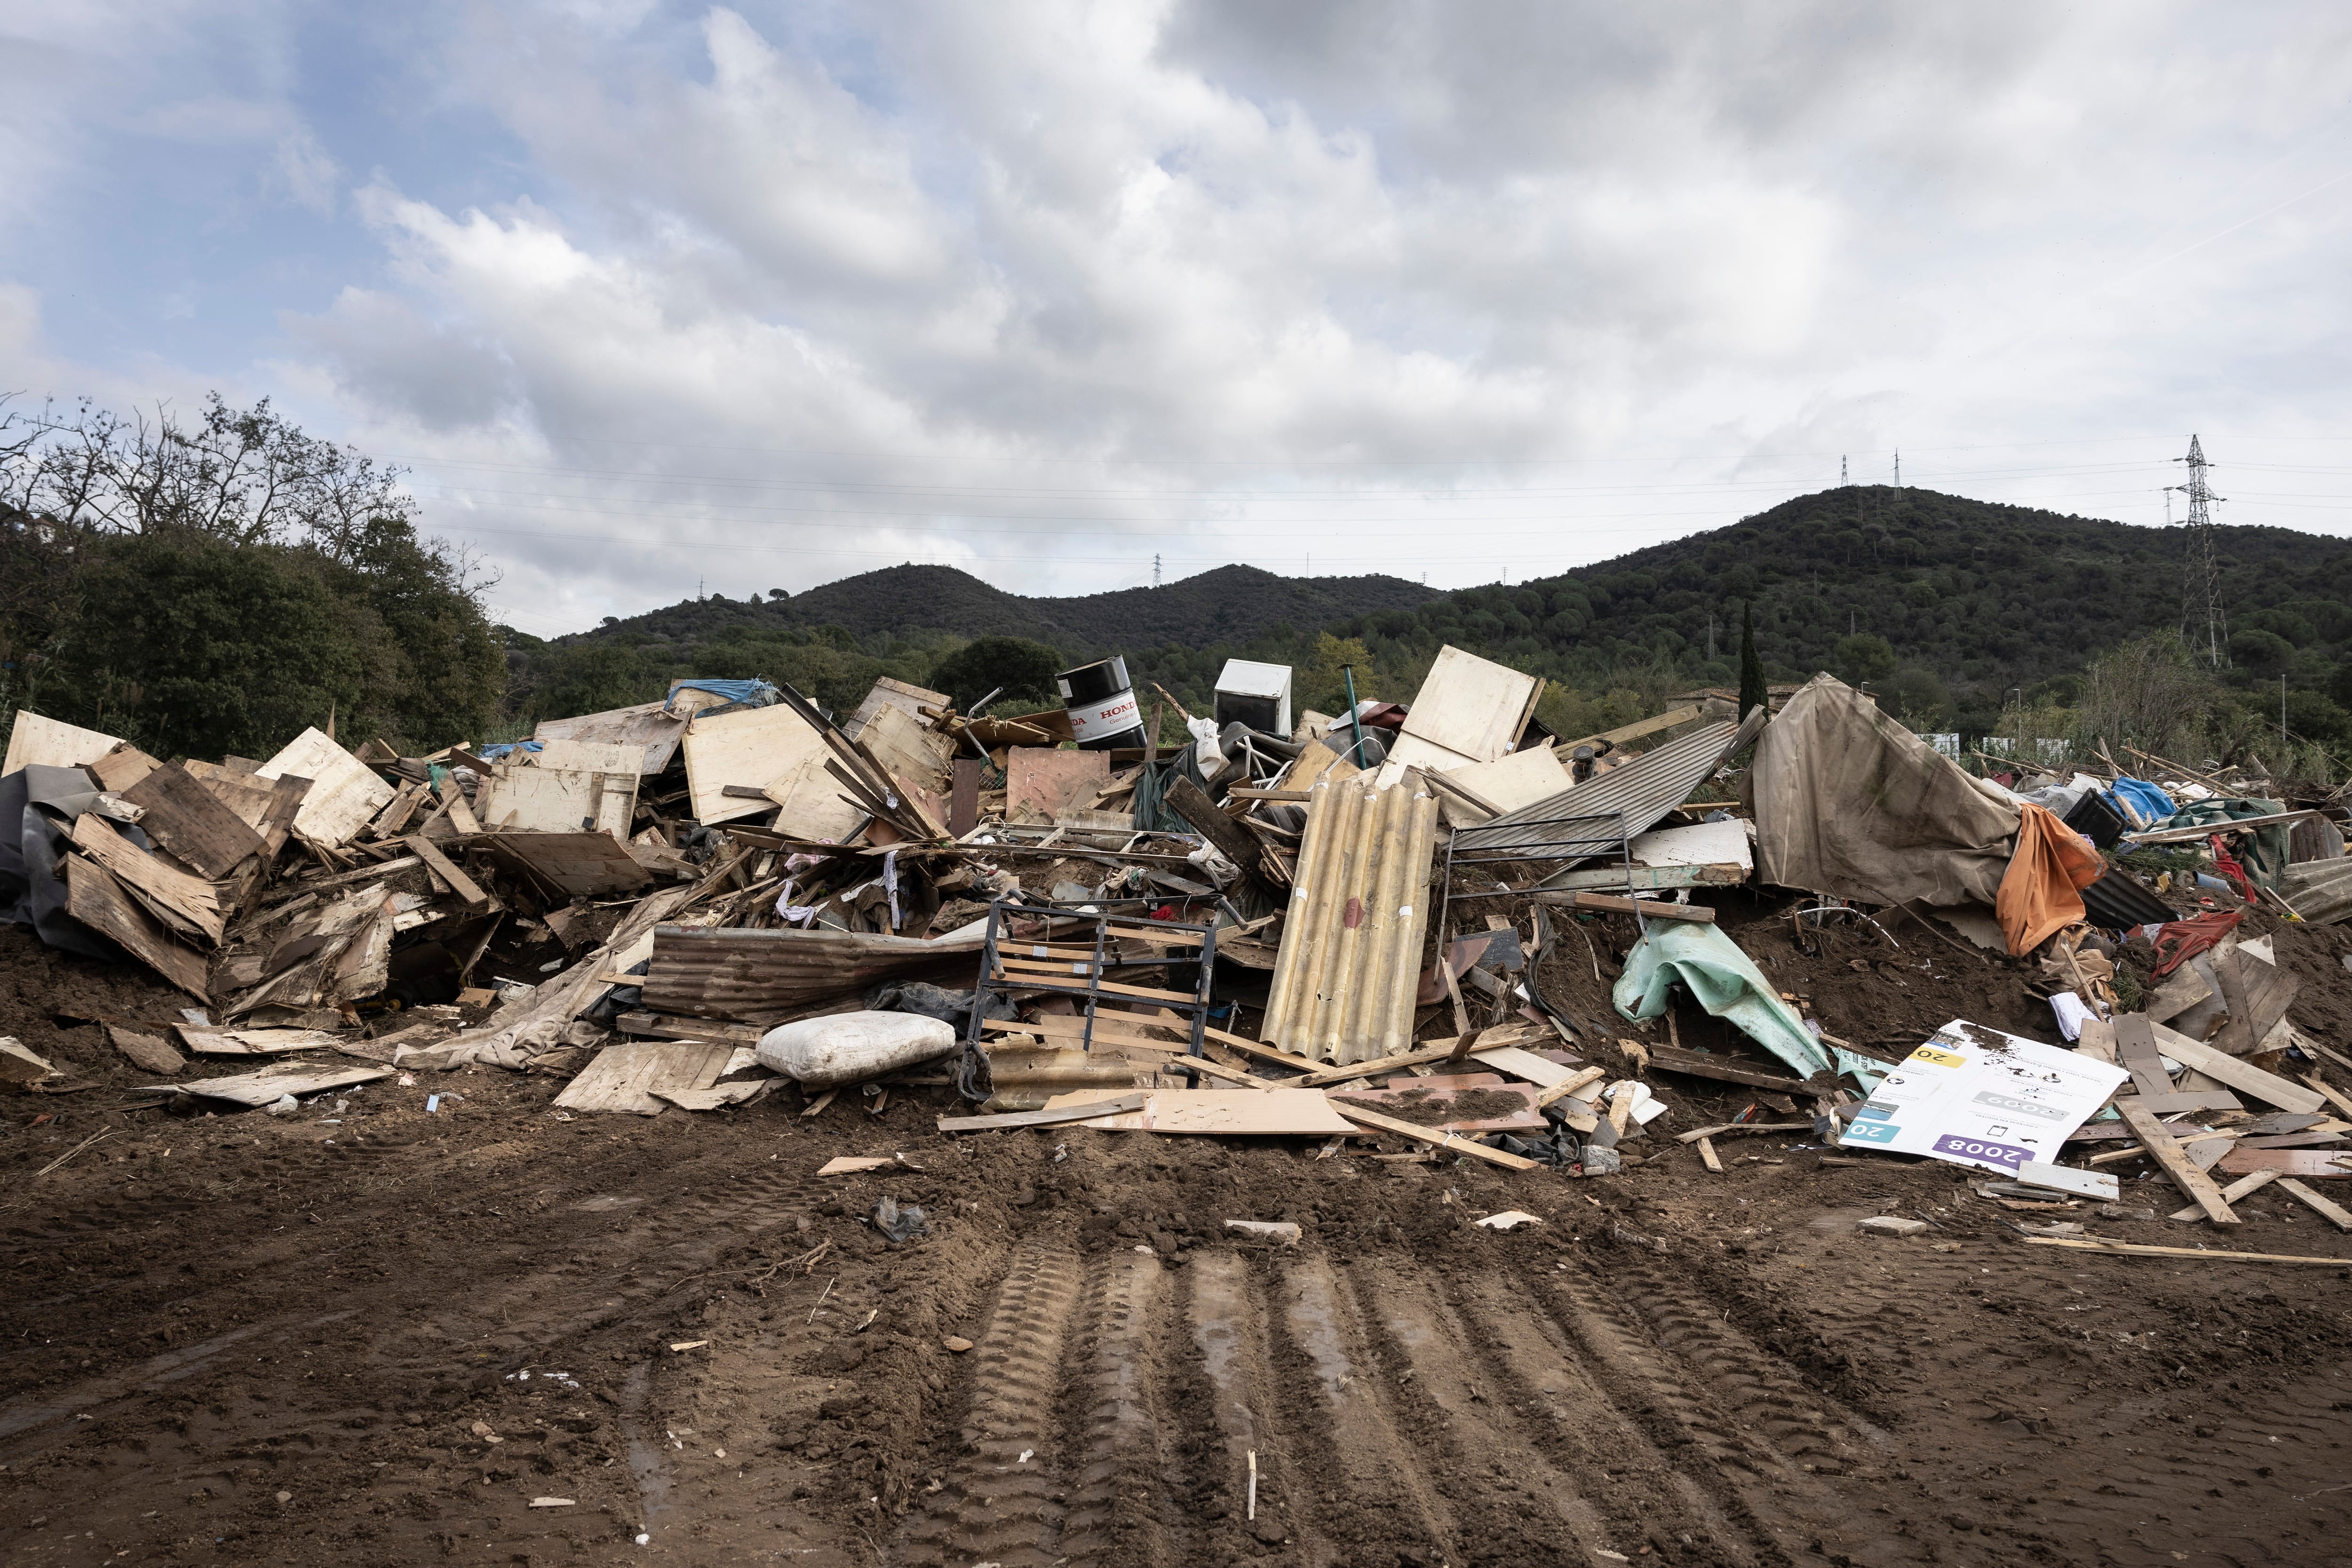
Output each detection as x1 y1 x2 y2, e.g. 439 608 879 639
5 645 2349 1249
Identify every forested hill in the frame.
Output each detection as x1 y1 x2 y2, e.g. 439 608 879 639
579 562 1438 653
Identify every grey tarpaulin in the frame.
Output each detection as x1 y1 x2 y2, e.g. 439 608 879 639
1745 674 2021 907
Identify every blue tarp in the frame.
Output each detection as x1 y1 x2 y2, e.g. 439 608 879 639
2108 776 2176 826
667 678 779 714
477 740 543 761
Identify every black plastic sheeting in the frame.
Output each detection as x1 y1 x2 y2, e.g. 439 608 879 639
2082 866 2179 931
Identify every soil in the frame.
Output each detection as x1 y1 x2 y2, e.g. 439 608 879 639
8 909 2352 1568
1327 1087 1537 1128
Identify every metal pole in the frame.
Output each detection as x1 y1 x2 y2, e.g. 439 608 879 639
1341 664 1372 769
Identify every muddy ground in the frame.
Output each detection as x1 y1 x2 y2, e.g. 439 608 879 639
6 903 2352 1568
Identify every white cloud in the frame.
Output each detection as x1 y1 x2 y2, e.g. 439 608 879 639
16 0 2352 623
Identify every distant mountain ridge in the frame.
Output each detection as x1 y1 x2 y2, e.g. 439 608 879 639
576 561 1440 656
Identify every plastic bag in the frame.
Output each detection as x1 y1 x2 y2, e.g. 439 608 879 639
755 1011 957 1089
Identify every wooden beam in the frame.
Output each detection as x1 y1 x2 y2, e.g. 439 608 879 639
1289 1038 1506 1088
2122 808 2324 844
1556 892 1715 923
2022 1236 2345 1266
1696 1136 1724 1172
1641 1043 1822 1094
2274 1178 2352 1232
1157 1053 1280 1090
1326 1102 1541 1170
1164 773 1266 875
1534 1066 1608 1109
2117 1100 2238 1224
404 834 493 908
938 1093 1150 1132
1552 704 1707 758
1674 1120 1813 1145
2146 1020 2324 1113
2167 1167 2278 1221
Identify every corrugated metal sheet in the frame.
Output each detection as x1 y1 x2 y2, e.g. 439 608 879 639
1261 775 1441 1064
2081 867 2177 929
1450 706 1766 871
2281 859 2352 924
641 924 988 1024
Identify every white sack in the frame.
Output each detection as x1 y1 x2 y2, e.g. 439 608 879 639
756 1011 958 1089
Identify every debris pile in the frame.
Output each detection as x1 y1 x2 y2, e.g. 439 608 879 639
6 643 2350 1257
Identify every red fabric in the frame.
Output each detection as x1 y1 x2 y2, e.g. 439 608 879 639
2151 908 2244 978
2207 836 2257 904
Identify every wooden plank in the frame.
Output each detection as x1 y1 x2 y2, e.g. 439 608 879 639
677 701 844 831
1156 1054 1280 1090
1327 1101 1542 1170
69 813 227 944
2206 939 2258 1057
256 773 310 856
552 1041 733 1115
1552 704 1708 759
255 727 395 848
183 760 280 829
2114 1090 2245 1115
938 1093 1151 1132
2274 1178 2352 1231
1641 1043 1819 1093
63 856 210 998
404 835 493 909
990 970 1197 1005
614 1012 768 1046
162 1059 391 1106
950 757 982 836
1671 1120 1819 1145
2168 1167 2279 1221
89 745 160 794
2110 1013 2175 1099
1565 892 1715 923
2118 1100 2239 1223
2023 1236 2348 1265
1292 1039 1506 1088
1165 773 1264 874
1696 1136 1724 1172
487 831 652 897
2122 808 2325 844
2141 966 2212 1026
2237 958 2298 1047
2302 1073 2352 1121
1534 1066 1609 1109
2215 1148 2352 1179
1536 862 1749 894
533 738 645 774
2145 1020 2323 1113
3 710 120 775
1395 645 1542 764
980 1013 1194 1052
121 764 267 879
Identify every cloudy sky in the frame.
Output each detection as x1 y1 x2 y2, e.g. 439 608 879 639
5 2 2350 637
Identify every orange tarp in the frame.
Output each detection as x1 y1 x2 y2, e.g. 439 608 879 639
1995 803 2106 956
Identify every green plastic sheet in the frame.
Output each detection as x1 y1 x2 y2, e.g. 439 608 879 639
1612 921 1835 1081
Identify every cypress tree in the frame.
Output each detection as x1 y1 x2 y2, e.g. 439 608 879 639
1738 604 1768 719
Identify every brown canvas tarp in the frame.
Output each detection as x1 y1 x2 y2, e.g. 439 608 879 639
1747 674 2020 907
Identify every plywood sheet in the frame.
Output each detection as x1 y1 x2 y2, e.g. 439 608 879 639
1432 744 1573 825
256 727 394 847
533 701 687 774
679 702 833 828
167 1059 391 1107
183 760 281 831
1044 1087 1356 1134
844 677 949 742
859 701 955 794
553 1041 734 1115
488 831 652 897
3 710 120 776
63 856 209 998
476 764 637 836
532 738 646 775
121 763 267 879
1396 645 1542 764
88 746 159 794
1007 747 1111 818
70 812 227 944
175 1027 341 1056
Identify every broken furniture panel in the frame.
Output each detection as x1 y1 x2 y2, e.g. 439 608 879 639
474 756 639 836
533 700 688 774
255 727 395 848
1006 746 1112 821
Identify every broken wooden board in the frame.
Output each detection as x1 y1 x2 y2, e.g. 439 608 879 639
255 727 394 848
2167 1167 2279 1222
1429 745 1573 827
3 710 120 776
487 831 652 898
1559 892 1716 923
106 1025 185 1075
121 763 267 880
2274 1178 2352 1231
2021 1236 2348 1266
88 745 161 794
69 812 228 944
1048 1088 1360 1135
857 701 955 795
653 1080 772 1112
844 677 951 742
1639 1043 1818 1093
64 856 209 998
173 1026 341 1056
2117 1099 2241 1222
2141 965 2213 1027
1006 746 1113 820
532 738 646 775
475 760 638 836
1384 645 1542 774
675 701 830 829
1327 1100 1542 1170
2146 1019 2324 1113
551 1041 735 1115
939 1092 1151 1132
1327 1073 1543 1133
534 700 688 774
161 1059 392 1107
405 835 494 908
2214 1147 2352 1179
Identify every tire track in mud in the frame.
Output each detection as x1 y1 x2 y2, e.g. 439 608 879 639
896 1242 1085 1568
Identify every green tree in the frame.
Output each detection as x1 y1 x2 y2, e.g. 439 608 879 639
926 635 1065 713
1737 605 1767 718
1833 632 1898 686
